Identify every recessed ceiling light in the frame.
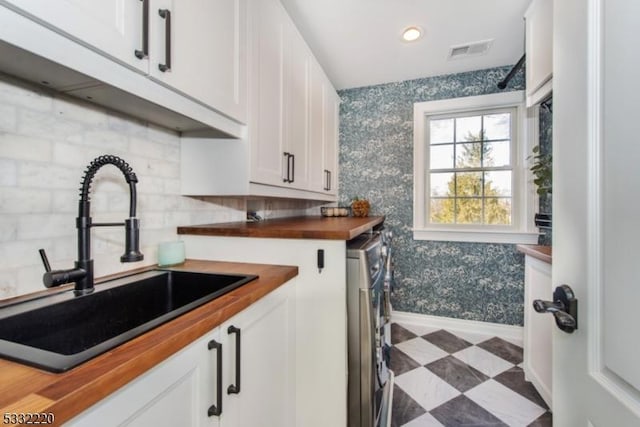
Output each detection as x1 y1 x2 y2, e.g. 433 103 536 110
402 26 422 42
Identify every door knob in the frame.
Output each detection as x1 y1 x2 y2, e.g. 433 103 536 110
533 284 578 333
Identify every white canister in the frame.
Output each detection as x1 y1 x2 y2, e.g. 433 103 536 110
157 241 186 267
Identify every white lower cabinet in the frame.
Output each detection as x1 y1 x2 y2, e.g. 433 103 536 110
67 280 295 427
182 236 348 427
523 255 552 409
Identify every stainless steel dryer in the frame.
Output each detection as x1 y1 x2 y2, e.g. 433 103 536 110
347 232 393 427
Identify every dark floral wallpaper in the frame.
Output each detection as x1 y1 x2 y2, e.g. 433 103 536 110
537 98 553 246
338 66 528 326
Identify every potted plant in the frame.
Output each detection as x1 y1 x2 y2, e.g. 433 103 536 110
529 145 552 230
529 145 552 197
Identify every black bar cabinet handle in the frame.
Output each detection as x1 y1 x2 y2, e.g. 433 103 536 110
158 9 171 72
207 339 223 417
283 152 290 182
227 325 241 394
134 0 149 59
289 154 295 183
328 170 332 190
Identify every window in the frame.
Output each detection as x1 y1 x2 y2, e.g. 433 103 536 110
413 91 538 244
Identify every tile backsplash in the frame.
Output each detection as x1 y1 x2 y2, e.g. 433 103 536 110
0 75 253 299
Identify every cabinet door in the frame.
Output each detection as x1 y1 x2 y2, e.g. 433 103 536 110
523 256 552 408
307 60 327 193
285 26 311 190
148 0 247 123
67 329 221 427
249 0 287 187
221 282 295 427
525 0 553 105
323 86 339 195
1 0 147 73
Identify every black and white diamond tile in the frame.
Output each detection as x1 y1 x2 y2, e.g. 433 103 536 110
391 323 552 427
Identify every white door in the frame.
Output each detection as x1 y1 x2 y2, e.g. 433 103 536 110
1 0 147 73
553 0 640 425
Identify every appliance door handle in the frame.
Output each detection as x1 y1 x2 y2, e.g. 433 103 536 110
158 9 171 72
134 0 149 59
383 288 391 323
227 325 241 394
207 339 223 416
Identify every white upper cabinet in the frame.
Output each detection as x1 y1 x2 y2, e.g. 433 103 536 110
0 0 146 72
0 0 247 127
525 0 553 106
249 0 287 187
181 0 338 201
148 0 247 123
323 84 339 195
250 0 312 191
284 27 311 191
249 0 335 194
308 60 339 195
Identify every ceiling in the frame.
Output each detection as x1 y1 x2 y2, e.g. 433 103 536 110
279 0 532 90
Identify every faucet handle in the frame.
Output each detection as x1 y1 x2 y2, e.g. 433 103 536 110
38 248 52 272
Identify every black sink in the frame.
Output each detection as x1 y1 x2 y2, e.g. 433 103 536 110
0 270 257 372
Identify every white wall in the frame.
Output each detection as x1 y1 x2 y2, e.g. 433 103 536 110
0 75 250 299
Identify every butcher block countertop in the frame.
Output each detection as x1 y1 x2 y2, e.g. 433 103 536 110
517 245 552 264
177 215 385 240
0 260 297 426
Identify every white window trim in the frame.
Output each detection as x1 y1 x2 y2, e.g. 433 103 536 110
413 91 539 244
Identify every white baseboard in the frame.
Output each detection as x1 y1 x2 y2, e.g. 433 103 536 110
391 311 523 347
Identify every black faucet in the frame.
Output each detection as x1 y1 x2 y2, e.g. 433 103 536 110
39 155 143 295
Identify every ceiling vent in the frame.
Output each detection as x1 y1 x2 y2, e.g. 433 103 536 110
448 39 494 60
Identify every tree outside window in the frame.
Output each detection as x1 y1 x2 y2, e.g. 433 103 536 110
427 111 514 226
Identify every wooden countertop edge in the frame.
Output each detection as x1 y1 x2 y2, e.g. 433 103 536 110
516 244 552 264
0 260 298 425
177 216 385 240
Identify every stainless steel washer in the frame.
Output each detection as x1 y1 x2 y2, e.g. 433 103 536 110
347 233 393 427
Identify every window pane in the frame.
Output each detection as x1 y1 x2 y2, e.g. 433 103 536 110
430 172 454 197
430 119 454 144
484 171 512 196
484 113 511 140
455 143 482 168
456 116 482 142
483 140 510 167
430 144 454 169
456 172 482 196
430 198 455 224
456 198 482 224
485 198 512 225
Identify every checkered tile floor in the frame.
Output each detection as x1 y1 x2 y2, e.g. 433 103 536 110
390 323 552 427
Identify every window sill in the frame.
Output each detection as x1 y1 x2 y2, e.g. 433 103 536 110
413 228 540 244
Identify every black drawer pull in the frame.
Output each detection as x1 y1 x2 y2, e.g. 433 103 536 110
207 339 223 416
134 0 149 59
227 325 241 394
289 153 295 183
158 9 171 72
283 152 290 182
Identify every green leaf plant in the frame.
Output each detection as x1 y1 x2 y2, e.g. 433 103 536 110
528 145 552 197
